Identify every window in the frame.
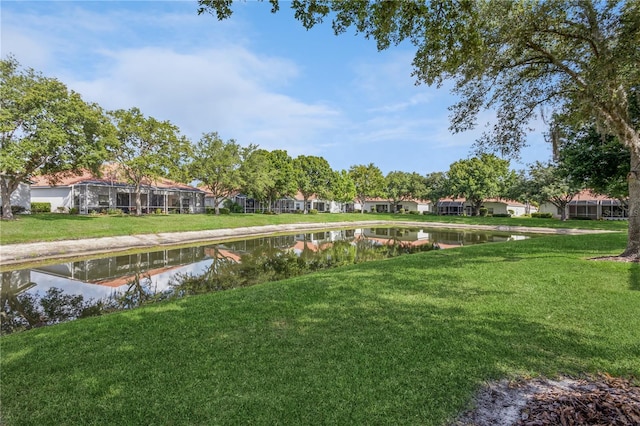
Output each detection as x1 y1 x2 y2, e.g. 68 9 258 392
98 195 109 207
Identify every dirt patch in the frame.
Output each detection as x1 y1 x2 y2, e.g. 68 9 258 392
451 375 640 426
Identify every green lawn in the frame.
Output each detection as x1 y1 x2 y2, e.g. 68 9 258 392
1 233 638 425
0 212 628 244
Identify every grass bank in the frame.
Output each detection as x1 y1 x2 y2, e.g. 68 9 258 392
1 233 638 425
0 212 628 244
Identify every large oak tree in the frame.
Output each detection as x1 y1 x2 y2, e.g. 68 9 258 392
198 0 640 257
1 57 113 219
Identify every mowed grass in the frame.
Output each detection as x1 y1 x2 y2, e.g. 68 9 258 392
0 212 628 244
1 233 639 425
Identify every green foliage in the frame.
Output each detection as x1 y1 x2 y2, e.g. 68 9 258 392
531 212 553 219
224 199 244 213
107 208 124 216
263 149 298 206
68 207 79 215
493 213 511 218
218 208 230 215
447 154 514 216
330 169 357 204
30 202 51 213
189 132 244 212
1 56 114 219
527 162 583 221
385 171 426 208
294 155 334 212
556 126 630 200
308 209 318 215
478 208 488 217
108 107 191 216
349 163 385 210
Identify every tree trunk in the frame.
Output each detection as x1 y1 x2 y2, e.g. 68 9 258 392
135 184 142 216
1 178 20 220
1 178 14 220
621 148 640 258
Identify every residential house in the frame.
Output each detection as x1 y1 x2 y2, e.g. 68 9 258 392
31 168 205 214
355 197 433 214
538 190 627 220
437 198 535 216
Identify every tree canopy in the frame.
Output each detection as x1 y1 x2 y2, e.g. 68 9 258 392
294 155 334 213
447 154 514 216
526 161 583 221
385 171 426 212
0 56 113 219
109 107 191 215
190 132 243 214
198 1 640 256
349 163 385 213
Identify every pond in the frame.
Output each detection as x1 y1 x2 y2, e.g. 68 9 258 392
1 226 532 334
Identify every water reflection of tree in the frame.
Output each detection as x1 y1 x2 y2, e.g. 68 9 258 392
171 236 437 296
1 271 106 335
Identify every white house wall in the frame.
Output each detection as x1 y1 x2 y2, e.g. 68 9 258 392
31 187 73 212
6 182 32 212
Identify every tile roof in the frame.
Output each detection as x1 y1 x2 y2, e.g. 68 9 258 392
31 165 202 192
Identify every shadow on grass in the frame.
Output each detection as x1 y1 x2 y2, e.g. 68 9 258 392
23 213 95 221
629 264 640 291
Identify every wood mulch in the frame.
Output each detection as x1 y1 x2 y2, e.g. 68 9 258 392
517 375 640 425
452 374 640 426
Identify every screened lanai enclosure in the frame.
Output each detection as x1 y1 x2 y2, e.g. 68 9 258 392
72 181 205 214
567 198 628 220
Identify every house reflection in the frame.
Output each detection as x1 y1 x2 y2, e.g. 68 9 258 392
2 228 530 301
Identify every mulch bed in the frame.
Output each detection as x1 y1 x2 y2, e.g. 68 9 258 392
452 374 640 426
518 375 640 425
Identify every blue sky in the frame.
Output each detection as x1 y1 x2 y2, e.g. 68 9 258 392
2 0 552 174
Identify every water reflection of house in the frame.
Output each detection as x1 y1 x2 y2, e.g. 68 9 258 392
1 270 36 296
32 247 210 288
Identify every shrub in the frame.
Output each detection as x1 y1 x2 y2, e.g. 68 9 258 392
572 216 592 220
108 208 124 216
508 209 515 215
294 209 304 214
219 208 230 215
69 207 79 215
408 210 420 215
399 208 406 214
531 212 553 219
479 208 488 217
31 202 51 213
353 209 361 213
309 209 318 215
223 200 244 213
423 211 435 215
492 213 512 217
205 207 216 215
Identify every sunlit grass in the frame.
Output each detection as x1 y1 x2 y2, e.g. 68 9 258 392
1 233 638 425
0 212 627 244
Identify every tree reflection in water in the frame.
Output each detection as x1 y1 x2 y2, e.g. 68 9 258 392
171 237 438 295
1 234 439 335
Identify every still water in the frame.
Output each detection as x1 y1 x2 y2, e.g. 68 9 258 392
1 227 530 334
